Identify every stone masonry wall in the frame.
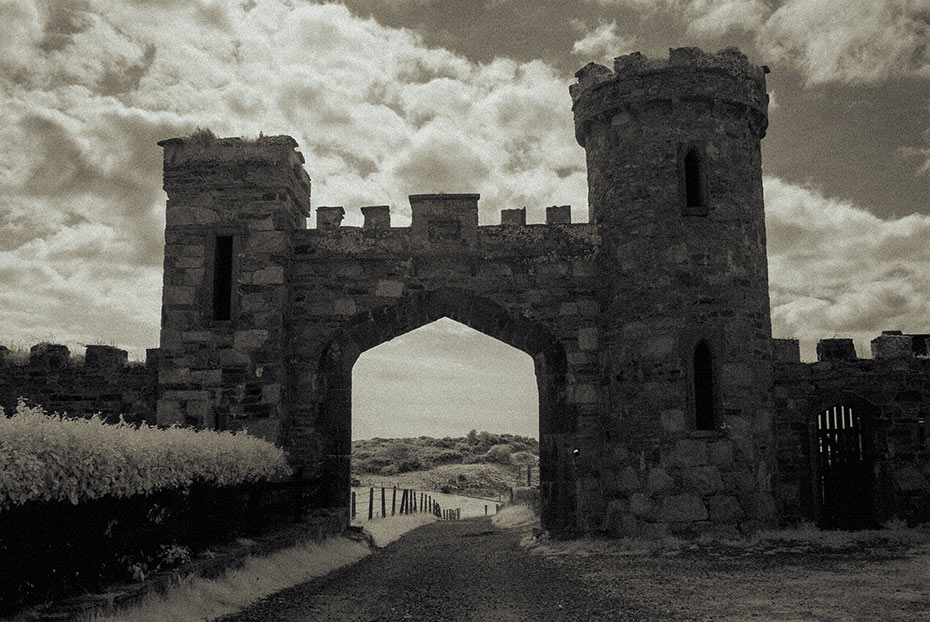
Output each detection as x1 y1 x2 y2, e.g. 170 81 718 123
156 133 310 441
0 344 157 424
774 335 930 525
285 194 599 534
571 48 776 537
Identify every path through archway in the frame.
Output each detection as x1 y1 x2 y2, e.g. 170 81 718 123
312 288 576 534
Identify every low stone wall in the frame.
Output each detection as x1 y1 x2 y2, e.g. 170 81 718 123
0 343 158 424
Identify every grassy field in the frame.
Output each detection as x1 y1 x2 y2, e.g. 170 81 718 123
351 432 538 498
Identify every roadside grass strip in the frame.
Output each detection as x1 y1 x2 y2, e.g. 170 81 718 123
81 514 436 622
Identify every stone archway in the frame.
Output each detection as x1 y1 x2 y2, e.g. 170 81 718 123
311 287 576 533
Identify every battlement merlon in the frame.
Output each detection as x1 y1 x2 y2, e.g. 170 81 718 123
570 47 769 147
157 134 312 227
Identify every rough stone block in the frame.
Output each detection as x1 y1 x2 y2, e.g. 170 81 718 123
375 280 404 298
667 439 708 466
708 440 734 465
317 205 345 229
159 367 191 384
629 493 654 517
772 338 800 363
871 332 913 360
29 343 70 369
334 298 357 315
234 329 268 350
642 335 676 359
578 327 598 351
646 468 675 493
252 265 285 285
500 208 526 225
545 205 571 224
572 384 598 404
163 285 196 306
84 345 128 370
617 466 642 492
683 466 723 494
816 338 856 362
659 494 708 522
660 409 684 432
156 399 183 426
262 383 282 404
894 466 929 492
361 205 390 229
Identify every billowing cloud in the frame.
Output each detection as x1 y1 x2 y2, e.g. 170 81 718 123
586 0 930 85
764 177 930 360
0 0 587 357
758 0 930 85
585 0 772 38
570 21 637 65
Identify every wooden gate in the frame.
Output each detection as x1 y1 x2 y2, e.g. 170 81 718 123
817 403 873 529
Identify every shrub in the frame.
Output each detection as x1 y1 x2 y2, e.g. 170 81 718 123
0 401 291 510
485 444 513 464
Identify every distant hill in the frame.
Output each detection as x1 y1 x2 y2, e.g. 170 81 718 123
351 431 539 497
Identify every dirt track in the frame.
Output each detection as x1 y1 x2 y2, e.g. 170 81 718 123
218 518 629 622
219 517 930 622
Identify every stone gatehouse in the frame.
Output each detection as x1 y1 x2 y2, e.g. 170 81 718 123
154 47 930 536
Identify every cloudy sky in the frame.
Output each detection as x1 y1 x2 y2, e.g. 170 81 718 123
1 0 928 438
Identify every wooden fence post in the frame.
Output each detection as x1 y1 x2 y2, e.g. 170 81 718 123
368 487 374 520
392 486 397 516
381 487 386 519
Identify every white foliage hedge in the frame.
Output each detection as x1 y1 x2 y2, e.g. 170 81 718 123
0 401 292 510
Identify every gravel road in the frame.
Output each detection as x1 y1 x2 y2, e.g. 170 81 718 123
217 516 930 622
217 518 635 622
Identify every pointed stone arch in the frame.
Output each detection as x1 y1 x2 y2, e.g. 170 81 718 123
306 287 576 533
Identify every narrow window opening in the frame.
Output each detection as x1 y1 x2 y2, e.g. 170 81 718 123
694 340 714 430
213 235 233 321
685 148 704 209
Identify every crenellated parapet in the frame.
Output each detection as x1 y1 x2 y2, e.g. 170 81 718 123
571 47 769 148
0 344 159 424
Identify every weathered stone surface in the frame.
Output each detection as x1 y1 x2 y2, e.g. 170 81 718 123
707 495 744 523
375 280 405 298
895 466 929 492
659 494 708 522
667 439 708 467
577 327 598 351
629 493 653 517
660 409 684 432
646 468 675 493
683 466 723 495
617 466 642 492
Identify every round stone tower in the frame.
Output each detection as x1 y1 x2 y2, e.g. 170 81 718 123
571 47 776 536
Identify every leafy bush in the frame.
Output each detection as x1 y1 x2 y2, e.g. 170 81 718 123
0 401 291 509
484 444 512 464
